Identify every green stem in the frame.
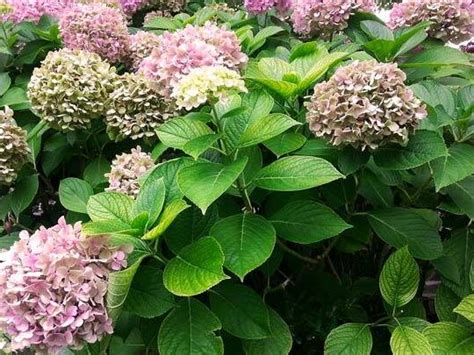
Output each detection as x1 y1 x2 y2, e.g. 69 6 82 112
277 240 321 264
26 120 48 142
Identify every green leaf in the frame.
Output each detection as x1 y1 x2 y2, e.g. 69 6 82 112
146 158 194 205
83 157 109 187
246 59 297 99
158 298 223 355
177 157 248 214
238 113 300 148
58 178 93 214
379 247 419 309
402 46 470 67
11 175 39 217
360 20 394 40
430 144 474 191
82 220 139 237
87 192 135 225
144 16 179 30
0 87 29 107
134 177 165 227
241 309 293 355
142 199 190 241
270 200 351 244
124 266 175 318
410 80 456 116
423 322 474 355
164 205 219 254
368 208 443 260
444 176 474 219
390 325 433 355
359 170 393 207
183 134 220 160
373 130 447 170
253 156 343 191
210 283 271 339
210 214 276 280
454 295 474 323
324 323 373 355
156 118 213 149
107 256 148 322
388 318 430 334
247 26 284 54
263 132 306 158
0 72 11 96
242 89 274 122
163 237 229 296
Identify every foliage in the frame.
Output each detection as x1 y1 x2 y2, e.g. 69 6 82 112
0 0 474 354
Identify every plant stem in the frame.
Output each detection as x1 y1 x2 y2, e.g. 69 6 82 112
277 240 321 264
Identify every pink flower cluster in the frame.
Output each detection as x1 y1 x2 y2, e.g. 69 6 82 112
244 0 292 15
389 0 474 44
291 0 376 38
139 22 248 99
119 0 148 16
1 0 74 23
128 30 161 70
59 2 130 63
0 217 129 353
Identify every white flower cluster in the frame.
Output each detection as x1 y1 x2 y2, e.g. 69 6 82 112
171 66 247 111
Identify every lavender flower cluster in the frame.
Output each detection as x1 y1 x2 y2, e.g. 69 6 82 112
389 0 474 44
0 217 129 353
244 0 291 15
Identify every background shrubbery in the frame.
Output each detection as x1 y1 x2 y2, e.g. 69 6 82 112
0 0 473 354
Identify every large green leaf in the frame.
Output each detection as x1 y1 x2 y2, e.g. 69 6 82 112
82 220 140 237
146 158 194 205
263 132 306 158
269 200 351 244
410 80 456 116
58 178 93 214
402 46 470 67
242 89 274 122
183 134 220 160
107 256 148 322
454 295 474 323
177 158 248 214
87 192 135 225
83 157 109 187
134 177 165 227
124 266 175 318
430 144 474 191
423 322 474 355
10 175 39 217
163 237 228 296
444 176 474 219
164 205 219 254
158 298 223 355
253 156 343 191
373 130 447 170
210 214 276 280
391 326 433 355
238 113 300 148
156 117 213 149
324 323 373 355
368 208 443 260
209 283 271 339
379 247 419 309
142 199 190 241
241 309 292 355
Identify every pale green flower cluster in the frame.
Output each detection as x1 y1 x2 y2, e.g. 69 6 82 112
171 66 247 111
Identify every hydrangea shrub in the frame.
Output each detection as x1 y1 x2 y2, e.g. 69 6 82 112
1 1 474 354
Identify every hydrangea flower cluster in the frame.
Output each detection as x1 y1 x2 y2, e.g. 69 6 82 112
389 0 474 44
305 60 427 150
1 0 74 23
128 31 161 70
106 146 154 197
28 48 118 132
0 106 30 186
105 73 175 141
172 66 247 110
291 0 376 38
139 22 248 99
244 0 291 15
0 217 129 353
119 0 148 15
59 2 130 63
